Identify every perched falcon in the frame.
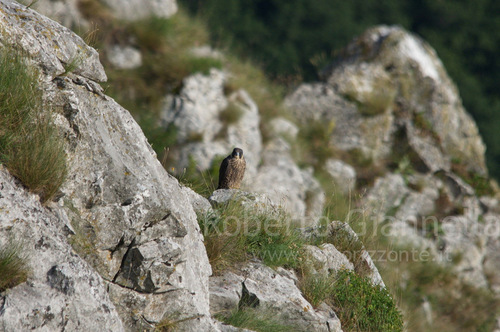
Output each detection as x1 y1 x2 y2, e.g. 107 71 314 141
217 148 246 189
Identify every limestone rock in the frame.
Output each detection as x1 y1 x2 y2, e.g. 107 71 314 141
303 244 354 275
240 262 341 332
0 167 123 331
107 45 143 70
286 25 486 174
182 186 213 215
0 2 217 329
269 117 299 139
102 0 178 21
250 139 324 225
208 189 279 215
209 272 244 316
328 221 385 287
325 159 357 194
29 0 88 30
0 0 106 82
161 70 262 179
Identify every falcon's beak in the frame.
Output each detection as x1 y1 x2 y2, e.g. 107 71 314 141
235 151 241 159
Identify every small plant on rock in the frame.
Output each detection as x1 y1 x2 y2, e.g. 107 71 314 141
0 243 29 292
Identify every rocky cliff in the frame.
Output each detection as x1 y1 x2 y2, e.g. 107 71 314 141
1 0 500 331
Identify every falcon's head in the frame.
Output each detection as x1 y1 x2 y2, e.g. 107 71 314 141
232 148 244 159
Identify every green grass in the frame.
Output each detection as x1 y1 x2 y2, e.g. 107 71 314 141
217 307 295 332
0 48 67 203
0 243 29 292
198 200 305 274
330 270 403 332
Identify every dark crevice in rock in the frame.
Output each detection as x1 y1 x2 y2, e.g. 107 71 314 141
112 238 136 283
121 198 133 206
239 281 259 308
109 235 125 259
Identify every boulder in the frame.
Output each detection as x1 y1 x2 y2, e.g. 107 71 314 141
106 45 143 70
0 167 123 331
286 25 487 174
29 0 88 30
240 262 341 332
102 0 178 21
0 0 106 82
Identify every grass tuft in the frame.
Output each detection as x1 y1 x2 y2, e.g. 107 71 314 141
0 47 67 202
0 243 29 292
198 200 304 274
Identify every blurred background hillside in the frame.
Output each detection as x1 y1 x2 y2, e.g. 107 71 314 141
181 0 500 178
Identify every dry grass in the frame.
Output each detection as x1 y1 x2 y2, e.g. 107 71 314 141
0 242 29 292
0 47 67 203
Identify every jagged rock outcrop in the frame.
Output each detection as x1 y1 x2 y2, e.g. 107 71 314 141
286 25 487 175
0 1 215 330
161 69 262 179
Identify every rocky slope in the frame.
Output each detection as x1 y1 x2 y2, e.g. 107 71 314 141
1 0 500 331
1 1 213 330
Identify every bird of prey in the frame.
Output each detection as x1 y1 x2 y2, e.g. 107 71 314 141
217 148 246 189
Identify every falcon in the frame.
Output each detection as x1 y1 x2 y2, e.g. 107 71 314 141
217 148 246 189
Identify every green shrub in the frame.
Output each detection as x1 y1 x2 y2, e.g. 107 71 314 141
331 270 403 332
217 307 295 332
198 200 304 273
0 243 29 292
0 48 66 202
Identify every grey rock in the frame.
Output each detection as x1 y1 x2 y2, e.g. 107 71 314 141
29 0 89 30
240 262 341 332
328 221 385 287
325 159 357 194
286 25 487 175
269 117 299 139
47 74 215 330
250 139 324 225
0 0 106 82
181 186 213 215
161 70 262 179
162 70 227 144
215 321 254 332
208 189 279 215
209 272 244 316
303 244 354 275
365 173 410 218
0 3 217 328
107 45 143 70
285 83 394 162
102 0 178 21
0 167 123 331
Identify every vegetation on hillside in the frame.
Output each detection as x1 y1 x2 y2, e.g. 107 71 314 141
198 200 403 331
0 47 67 202
181 0 500 179
76 3 498 331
